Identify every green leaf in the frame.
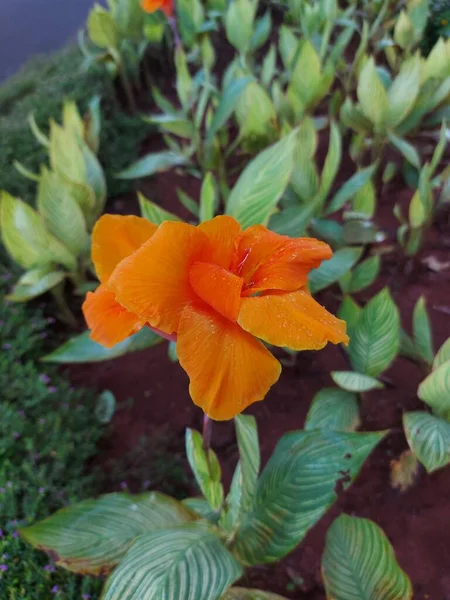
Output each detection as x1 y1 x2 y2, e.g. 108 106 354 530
331 371 384 392
417 360 450 414
175 47 193 112
207 77 252 146
185 429 223 511
222 590 288 600
88 4 117 49
311 219 344 248
95 390 116 424
28 112 50 147
250 12 272 52
231 429 385 565
413 296 434 365
143 114 194 139
235 415 260 511
279 25 298 70
322 514 413 600
404 412 450 473
388 133 421 170
349 288 400 377
338 296 362 339
226 131 297 228
305 388 360 432
101 523 242 600
268 204 314 237
433 338 450 370
6 269 66 302
346 255 380 294
0 192 76 271
177 188 199 217
181 498 216 521
21 492 195 575
117 152 188 179
138 193 180 225
288 39 323 108
225 0 256 54
353 180 376 219
49 120 86 184
308 247 362 294
399 329 420 362
387 56 421 127
200 173 217 222
315 120 342 209
37 168 89 257
42 328 162 363
357 57 388 127
326 164 376 215
261 44 277 87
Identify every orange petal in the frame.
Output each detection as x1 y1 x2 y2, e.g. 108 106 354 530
198 215 242 270
109 221 208 336
92 215 157 283
189 262 244 321
177 303 281 420
83 285 145 349
238 289 349 351
234 225 332 295
141 0 164 13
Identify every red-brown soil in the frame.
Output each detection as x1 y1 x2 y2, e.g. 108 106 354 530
66 161 450 599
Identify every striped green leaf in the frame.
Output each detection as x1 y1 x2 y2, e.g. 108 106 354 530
186 429 223 511
404 412 450 473
226 131 297 228
433 338 450 370
37 167 89 257
338 296 362 339
42 328 162 363
200 173 217 222
20 493 195 575
413 296 434 365
357 57 388 127
6 268 66 302
322 514 413 600
222 589 288 599
0 192 76 271
387 55 421 127
305 388 360 432
326 164 376 216
388 133 421 170
344 255 380 294
181 498 216 521
332 371 383 393
101 523 242 600
349 288 400 377
139 193 180 225
309 247 362 294
417 360 450 414
231 429 385 565
117 151 188 179
207 77 252 146
315 120 342 209
223 416 259 528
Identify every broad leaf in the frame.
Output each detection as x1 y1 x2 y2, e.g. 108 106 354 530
332 371 383 393
357 58 388 127
117 152 188 179
404 412 450 473
315 120 342 209
412 296 434 365
143 114 194 139
7 269 66 302
387 56 421 127
235 415 260 511
338 296 362 339
308 247 362 294
88 5 117 49
269 204 314 237
101 523 242 600
0 192 76 271
225 0 255 54
322 514 413 599
326 165 376 215
349 288 400 377
226 131 296 228
352 180 376 218
305 388 360 432
388 133 421 170
345 255 380 294
21 492 195 575
417 360 450 414
200 173 217 222
186 429 223 511
42 328 162 363
433 338 450 370
207 77 252 145
231 429 385 565
139 193 180 225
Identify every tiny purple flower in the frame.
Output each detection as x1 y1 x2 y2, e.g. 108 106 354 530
0 489 5 494
40 332 48 339
0 529 3 537
12 432 20 440
2 273 11 281
82 595 91 599
39 374 51 385
63 402 69 409
120 481 128 490
12 532 18 539
2 554 8 559
17 410 25 418
143 480 151 490
51 585 59 594
39 418 46 425
0 320 4 326
44 564 55 572
2 343 12 350
0 565 8 572
48 386 57 394
6 482 12 489
39 487 45 494
47 317 56 324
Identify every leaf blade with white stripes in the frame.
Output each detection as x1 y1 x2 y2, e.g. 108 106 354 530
101 523 243 600
403 411 450 473
305 388 360 432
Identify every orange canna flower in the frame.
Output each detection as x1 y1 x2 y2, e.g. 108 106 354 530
83 214 349 421
141 0 174 17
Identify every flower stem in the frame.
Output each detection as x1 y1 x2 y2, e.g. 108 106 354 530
202 414 213 454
